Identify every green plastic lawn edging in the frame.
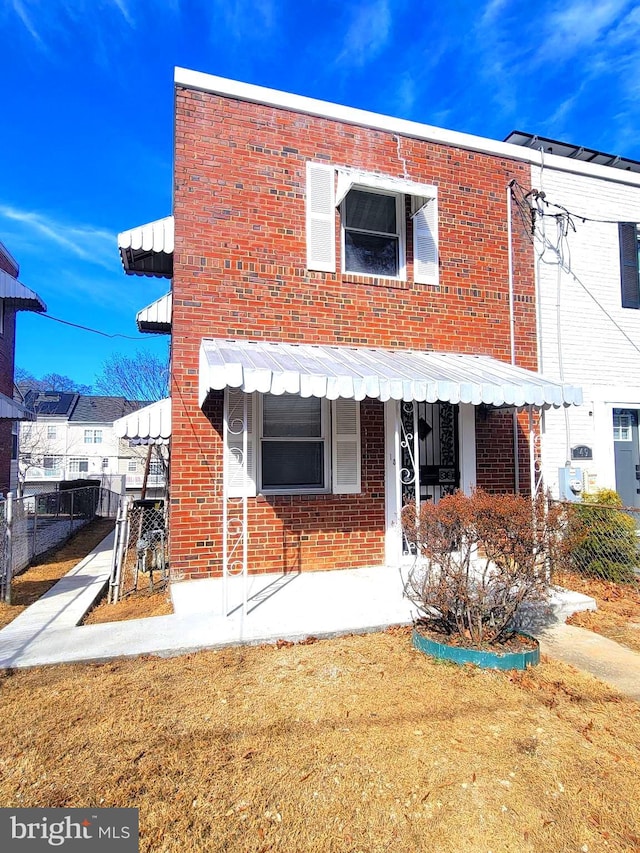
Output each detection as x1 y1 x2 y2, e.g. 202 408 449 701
412 628 540 671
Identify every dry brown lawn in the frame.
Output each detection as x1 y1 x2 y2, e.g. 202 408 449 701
1 629 639 853
84 586 173 624
0 518 115 631
555 569 640 653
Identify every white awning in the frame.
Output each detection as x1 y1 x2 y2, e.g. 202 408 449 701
113 398 171 444
199 338 583 409
0 269 46 312
117 216 174 278
335 168 437 207
0 392 35 421
136 292 172 334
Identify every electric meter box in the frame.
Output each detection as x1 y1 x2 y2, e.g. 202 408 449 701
558 466 583 502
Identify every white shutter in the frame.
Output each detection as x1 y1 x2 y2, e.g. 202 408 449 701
332 399 361 494
224 389 256 497
306 162 336 272
413 195 438 285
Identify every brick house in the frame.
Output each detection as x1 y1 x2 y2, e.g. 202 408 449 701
119 68 581 582
0 241 46 496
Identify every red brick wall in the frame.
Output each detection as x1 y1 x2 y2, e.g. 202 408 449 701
170 88 537 578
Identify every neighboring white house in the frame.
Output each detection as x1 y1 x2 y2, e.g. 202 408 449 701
18 391 167 498
506 132 640 506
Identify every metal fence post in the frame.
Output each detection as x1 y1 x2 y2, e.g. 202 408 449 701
4 492 14 605
69 489 74 537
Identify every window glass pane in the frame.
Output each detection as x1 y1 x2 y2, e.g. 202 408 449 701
263 395 322 437
262 441 324 489
345 232 398 276
345 190 396 234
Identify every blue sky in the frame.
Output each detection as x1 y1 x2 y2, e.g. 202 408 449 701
2 0 640 388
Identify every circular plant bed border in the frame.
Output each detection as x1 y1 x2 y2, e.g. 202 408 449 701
412 628 540 671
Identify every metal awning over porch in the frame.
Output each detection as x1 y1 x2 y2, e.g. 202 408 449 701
113 397 171 444
199 338 583 408
0 269 46 312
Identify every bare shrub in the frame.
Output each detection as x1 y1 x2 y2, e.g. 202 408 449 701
402 490 561 646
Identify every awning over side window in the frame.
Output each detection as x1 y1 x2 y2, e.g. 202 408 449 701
199 338 583 409
136 292 172 334
0 269 46 313
118 216 174 278
0 392 35 421
113 398 171 444
335 168 437 207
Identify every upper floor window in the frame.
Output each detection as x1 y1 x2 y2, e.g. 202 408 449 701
128 459 138 472
342 189 403 278
306 163 438 285
619 223 640 309
47 425 57 440
84 429 103 444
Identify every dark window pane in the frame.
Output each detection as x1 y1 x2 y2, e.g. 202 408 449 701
345 231 398 276
263 395 322 437
345 190 396 234
262 441 324 489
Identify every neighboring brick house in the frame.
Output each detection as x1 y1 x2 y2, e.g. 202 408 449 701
18 392 166 498
118 68 581 582
0 241 46 496
505 132 640 506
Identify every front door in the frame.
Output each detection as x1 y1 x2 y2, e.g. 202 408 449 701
613 408 640 508
399 401 460 553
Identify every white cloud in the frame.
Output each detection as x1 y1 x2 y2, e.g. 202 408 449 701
336 0 392 68
0 205 117 272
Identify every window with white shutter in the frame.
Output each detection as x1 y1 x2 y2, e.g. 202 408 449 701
332 399 361 494
259 394 329 493
413 194 439 285
306 162 336 272
224 389 257 497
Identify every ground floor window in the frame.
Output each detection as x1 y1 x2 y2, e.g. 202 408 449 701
69 457 89 473
260 394 328 492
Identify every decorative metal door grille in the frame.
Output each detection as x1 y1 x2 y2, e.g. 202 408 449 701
401 401 460 553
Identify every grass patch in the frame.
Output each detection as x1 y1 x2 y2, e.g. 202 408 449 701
0 518 115 631
555 569 640 653
0 629 639 852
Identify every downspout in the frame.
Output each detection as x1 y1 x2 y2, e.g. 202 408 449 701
507 180 520 493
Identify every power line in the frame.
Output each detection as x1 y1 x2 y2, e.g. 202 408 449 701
38 313 146 340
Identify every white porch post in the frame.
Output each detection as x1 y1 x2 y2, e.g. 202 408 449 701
384 400 402 565
459 404 477 496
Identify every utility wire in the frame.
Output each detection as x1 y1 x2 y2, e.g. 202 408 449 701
38 313 146 340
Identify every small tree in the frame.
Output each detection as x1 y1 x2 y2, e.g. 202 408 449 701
402 490 560 646
564 489 638 583
94 350 168 402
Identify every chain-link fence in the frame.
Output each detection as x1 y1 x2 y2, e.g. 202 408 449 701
0 486 120 602
110 497 168 603
553 499 640 585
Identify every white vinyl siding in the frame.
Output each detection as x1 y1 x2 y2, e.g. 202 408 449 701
413 194 439 285
332 399 361 494
306 162 336 272
224 389 257 498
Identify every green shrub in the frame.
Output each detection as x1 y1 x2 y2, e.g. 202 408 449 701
566 489 638 583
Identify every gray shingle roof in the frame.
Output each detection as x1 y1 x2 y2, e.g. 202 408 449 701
23 391 149 423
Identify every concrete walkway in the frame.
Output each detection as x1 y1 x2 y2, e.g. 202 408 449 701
1 533 639 705
539 622 640 701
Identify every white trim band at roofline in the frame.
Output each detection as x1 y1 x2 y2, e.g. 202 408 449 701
198 338 583 409
174 67 640 190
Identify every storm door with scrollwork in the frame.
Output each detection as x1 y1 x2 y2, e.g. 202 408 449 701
400 401 460 554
